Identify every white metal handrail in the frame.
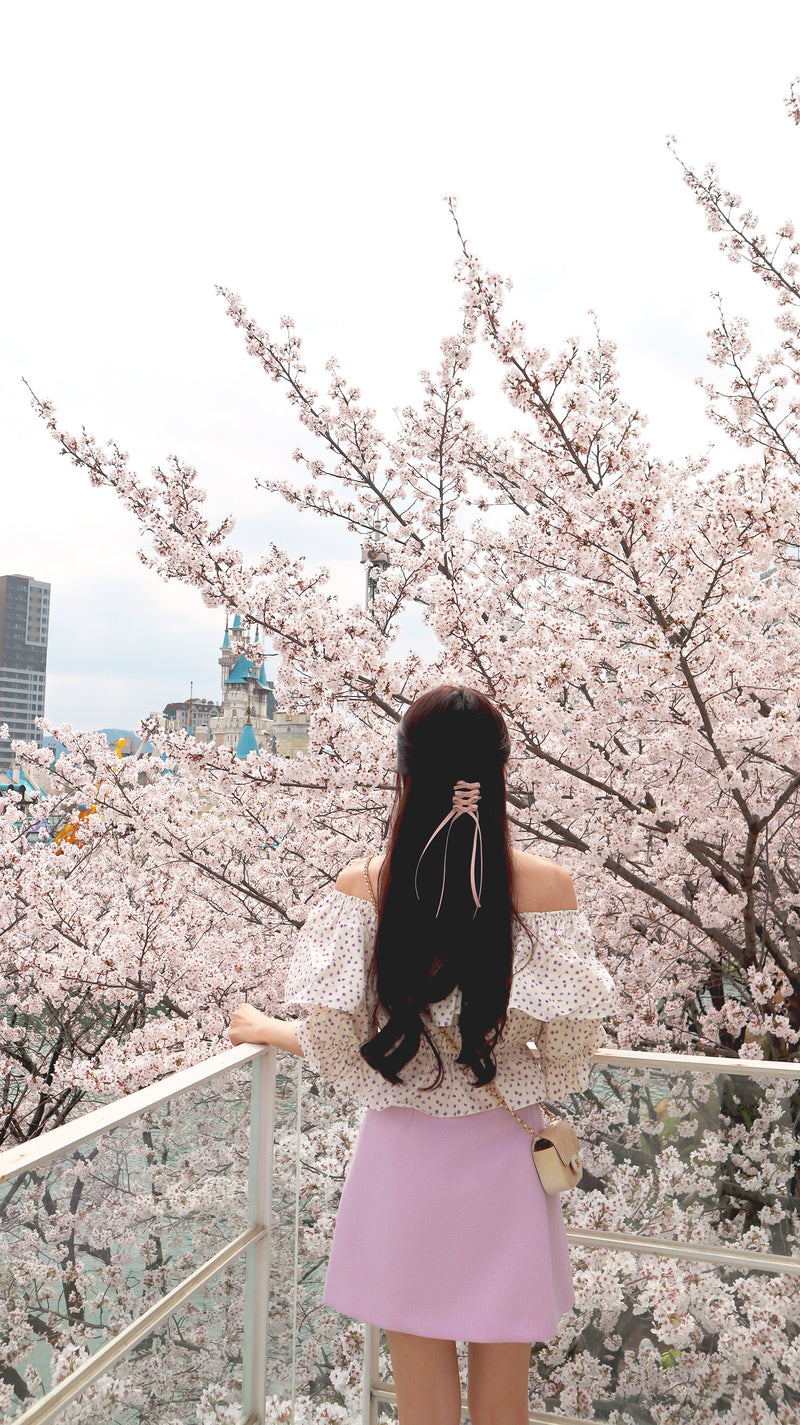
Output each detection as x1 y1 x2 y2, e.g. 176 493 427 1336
1 1043 277 1425
591 1045 800 1080
3 1044 795 1192
2 1044 798 1424
0 1040 268 1184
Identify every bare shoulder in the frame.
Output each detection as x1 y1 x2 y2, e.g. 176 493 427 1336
335 852 386 902
335 851 575 911
511 849 578 913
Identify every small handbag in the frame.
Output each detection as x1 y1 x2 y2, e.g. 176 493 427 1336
438 1025 583 1194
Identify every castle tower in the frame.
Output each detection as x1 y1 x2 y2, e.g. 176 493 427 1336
209 616 306 756
218 615 238 695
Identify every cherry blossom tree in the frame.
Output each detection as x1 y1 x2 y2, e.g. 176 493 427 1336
4 75 800 1424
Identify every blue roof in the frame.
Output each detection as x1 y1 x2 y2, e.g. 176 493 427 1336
232 613 242 629
258 661 269 688
1 770 43 797
222 629 230 650
236 722 259 758
225 652 252 684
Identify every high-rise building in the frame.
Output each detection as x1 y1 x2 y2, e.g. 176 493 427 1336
0 574 50 762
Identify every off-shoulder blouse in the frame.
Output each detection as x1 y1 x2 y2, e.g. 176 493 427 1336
283 885 618 1117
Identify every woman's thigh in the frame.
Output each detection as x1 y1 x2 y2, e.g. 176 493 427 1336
385 1329 462 1425
467 1341 532 1425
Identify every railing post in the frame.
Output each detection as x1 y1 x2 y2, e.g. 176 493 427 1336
362 1321 379 1425
242 1046 276 1424
289 1054 304 1419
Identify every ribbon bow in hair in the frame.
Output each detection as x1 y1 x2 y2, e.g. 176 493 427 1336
414 780 483 918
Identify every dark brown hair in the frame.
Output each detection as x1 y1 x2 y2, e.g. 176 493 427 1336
359 685 532 1090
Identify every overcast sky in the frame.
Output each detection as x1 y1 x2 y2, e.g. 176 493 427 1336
3 1 799 734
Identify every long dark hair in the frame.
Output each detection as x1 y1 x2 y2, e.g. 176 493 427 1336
360 685 532 1091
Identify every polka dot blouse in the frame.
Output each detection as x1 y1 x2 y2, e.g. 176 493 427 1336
283 887 618 1116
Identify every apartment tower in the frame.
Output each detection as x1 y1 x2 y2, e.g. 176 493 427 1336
0 574 50 762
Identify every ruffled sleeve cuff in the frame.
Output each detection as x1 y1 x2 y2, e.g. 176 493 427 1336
508 912 617 1101
528 1016 605 1100
293 1004 372 1094
283 887 381 1097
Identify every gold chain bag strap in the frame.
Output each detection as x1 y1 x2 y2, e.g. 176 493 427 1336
361 856 583 1195
437 1025 583 1194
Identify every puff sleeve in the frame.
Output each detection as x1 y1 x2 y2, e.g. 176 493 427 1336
508 911 618 1101
283 887 376 1092
282 890 618 1114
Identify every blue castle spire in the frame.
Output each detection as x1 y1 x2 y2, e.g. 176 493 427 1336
236 721 259 758
225 652 252 684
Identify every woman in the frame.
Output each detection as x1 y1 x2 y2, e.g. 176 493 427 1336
229 685 617 1425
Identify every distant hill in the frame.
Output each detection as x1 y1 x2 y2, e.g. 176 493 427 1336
43 729 153 760
95 728 140 747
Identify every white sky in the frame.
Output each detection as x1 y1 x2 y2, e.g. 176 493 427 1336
2 0 799 733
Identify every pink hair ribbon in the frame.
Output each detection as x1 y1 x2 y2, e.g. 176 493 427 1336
414 780 483 918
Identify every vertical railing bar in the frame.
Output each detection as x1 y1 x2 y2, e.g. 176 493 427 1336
371 1325 380 1425
289 1054 304 1423
242 1046 276 1424
361 1321 380 1425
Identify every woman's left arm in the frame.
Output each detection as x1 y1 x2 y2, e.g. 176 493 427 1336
228 1004 305 1057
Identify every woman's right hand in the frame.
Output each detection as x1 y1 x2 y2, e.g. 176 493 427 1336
227 1003 272 1046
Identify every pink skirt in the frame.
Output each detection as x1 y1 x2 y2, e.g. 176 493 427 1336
323 1101 576 1343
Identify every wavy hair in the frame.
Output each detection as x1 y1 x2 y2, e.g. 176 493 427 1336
359 685 532 1091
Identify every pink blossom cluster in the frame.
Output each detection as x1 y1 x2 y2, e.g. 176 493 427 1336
5 74 800 1422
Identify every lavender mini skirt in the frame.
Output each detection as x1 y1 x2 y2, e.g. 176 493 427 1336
323 1101 576 1343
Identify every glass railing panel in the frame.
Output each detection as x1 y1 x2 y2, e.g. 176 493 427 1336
266 1052 369 1420
525 1245 797 1422
7 1048 794 1423
303 1055 798 1422
1 1062 251 1422
564 1061 799 1263
365 1247 800 1423
52 1255 246 1425
365 1248 798 1424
